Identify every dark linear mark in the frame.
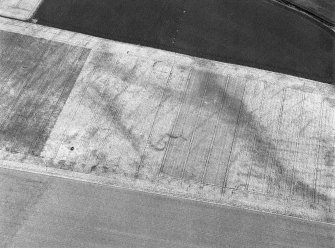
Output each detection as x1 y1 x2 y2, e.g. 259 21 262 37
135 64 174 177
230 85 330 206
87 85 142 155
221 80 247 192
172 70 333 208
133 67 333 209
201 77 230 184
180 73 211 180
159 69 193 175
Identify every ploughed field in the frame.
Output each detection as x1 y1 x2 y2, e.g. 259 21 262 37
34 0 335 84
0 21 334 223
284 0 335 24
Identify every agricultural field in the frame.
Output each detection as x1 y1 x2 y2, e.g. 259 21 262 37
0 17 334 223
0 0 42 20
284 0 335 24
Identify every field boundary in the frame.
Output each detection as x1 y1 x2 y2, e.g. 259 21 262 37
0 158 334 227
0 0 44 21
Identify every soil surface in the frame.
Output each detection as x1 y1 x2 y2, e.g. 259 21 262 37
284 0 335 24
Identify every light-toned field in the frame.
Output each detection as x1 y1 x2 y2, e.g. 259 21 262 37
0 0 42 20
0 17 334 223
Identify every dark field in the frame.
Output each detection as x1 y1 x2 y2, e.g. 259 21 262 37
1 167 334 247
0 31 89 156
35 0 335 84
285 0 335 24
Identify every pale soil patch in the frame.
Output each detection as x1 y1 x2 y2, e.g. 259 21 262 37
0 0 43 20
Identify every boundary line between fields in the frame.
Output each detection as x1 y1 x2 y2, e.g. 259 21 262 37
0 159 334 227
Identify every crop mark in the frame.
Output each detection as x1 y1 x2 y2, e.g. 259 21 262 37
221 80 247 192
200 76 230 184
269 88 286 194
289 92 306 199
159 69 193 175
245 83 268 191
149 133 187 152
135 64 174 177
314 100 325 203
171 71 333 206
325 148 335 167
89 85 141 155
179 72 211 180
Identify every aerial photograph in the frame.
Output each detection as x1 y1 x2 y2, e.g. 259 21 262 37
0 0 334 247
